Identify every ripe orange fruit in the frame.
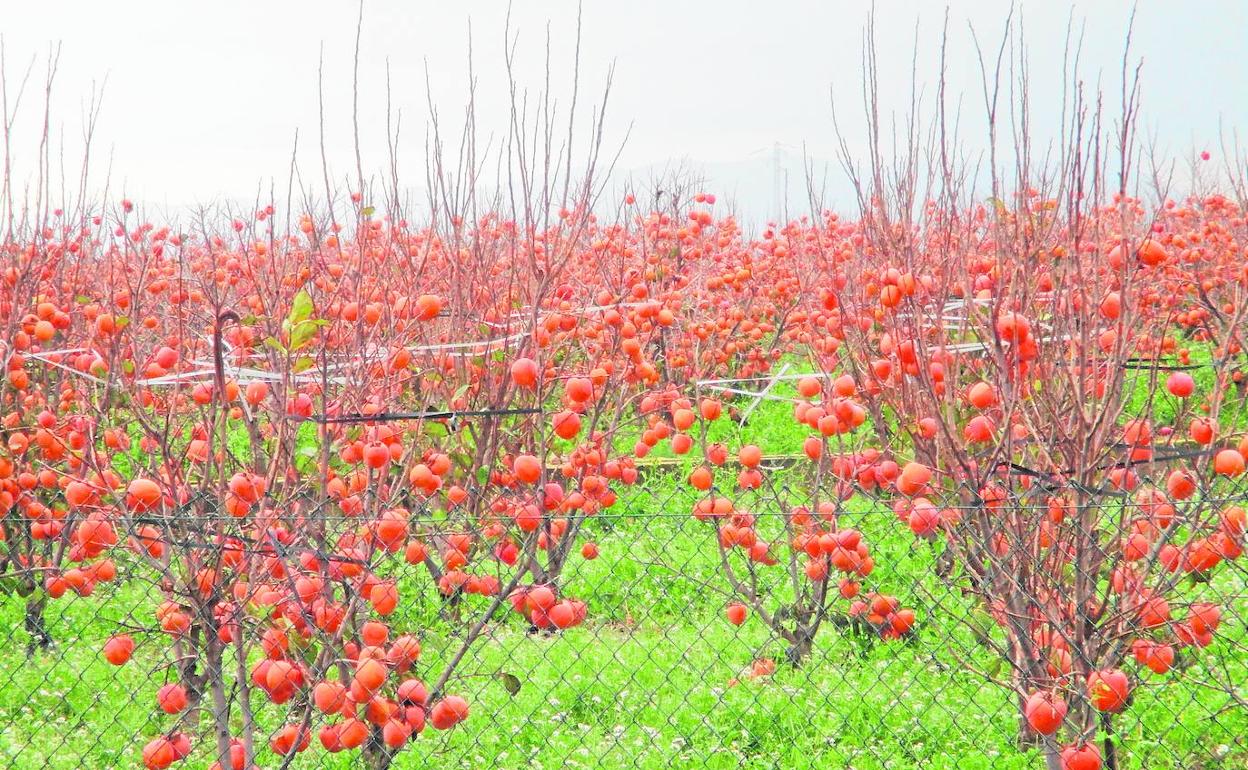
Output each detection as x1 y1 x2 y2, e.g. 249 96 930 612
526 585 556 611
1060 743 1102 770
354 658 388 696
397 678 429 706
313 680 347 714
1213 448 1245 476
565 377 593 403
361 621 389 647
269 723 311 755
1099 291 1122 320
1165 372 1194 397
1087 669 1130 712
548 601 577 629
1137 238 1167 267
1023 691 1066 734
103 634 134 665
414 294 442 320
382 718 411 748
899 461 932 488
552 410 581 440
339 718 370 749
803 436 822 459
363 442 390 469
672 408 695 430
429 695 469 729
967 381 997 409
156 683 189 713
126 478 162 511
1166 469 1196 500
244 381 269 405
370 582 399 616
510 357 539 388
689 466 713 491
65 480 95 508
142 737 177 770
513 454 542 484
387 635 422 671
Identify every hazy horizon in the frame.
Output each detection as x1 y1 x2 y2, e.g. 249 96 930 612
2 1 1245 225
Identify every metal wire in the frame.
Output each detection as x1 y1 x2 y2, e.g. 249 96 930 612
0 470 1244 770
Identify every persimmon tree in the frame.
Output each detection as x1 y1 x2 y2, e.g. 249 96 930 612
811 17 1248 769
635 383 918 668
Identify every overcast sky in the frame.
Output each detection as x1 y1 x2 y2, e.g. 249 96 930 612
2 1 1245 223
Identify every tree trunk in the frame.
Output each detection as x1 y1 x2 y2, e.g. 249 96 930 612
785 630 814 666
24 596 53 654
1043 743 1063 770
363 732 394 770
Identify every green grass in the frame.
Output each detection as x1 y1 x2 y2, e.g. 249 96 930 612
1120 345 1248 430
1 473 1244 769
1 357 1246 769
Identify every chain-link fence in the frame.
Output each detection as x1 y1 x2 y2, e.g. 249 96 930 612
1 464 1244 770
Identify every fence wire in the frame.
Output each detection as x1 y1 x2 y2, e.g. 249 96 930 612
0 469 1245 770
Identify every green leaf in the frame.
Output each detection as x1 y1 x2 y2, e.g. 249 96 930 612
263 336 286 353
968 608 994 639
422 422 448 438
293 356 316 373
289 320 319 352
361 206 375 217
289 625 315 659
75 295 91 305
114 315 131 330
289 289 314 326
499 672 521 696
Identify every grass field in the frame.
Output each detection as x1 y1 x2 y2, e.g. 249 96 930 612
1 385 1245 770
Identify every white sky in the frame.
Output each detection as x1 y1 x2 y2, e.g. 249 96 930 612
2 0 1245 222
